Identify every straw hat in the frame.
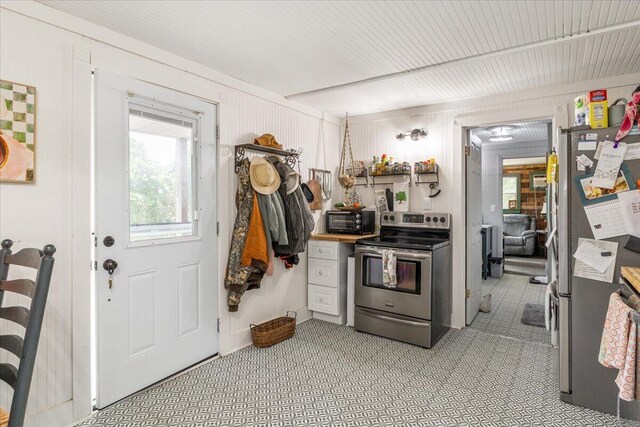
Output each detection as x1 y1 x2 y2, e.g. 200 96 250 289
250 157 281 195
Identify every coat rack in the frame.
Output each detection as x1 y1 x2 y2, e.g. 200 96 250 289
234 144 301 173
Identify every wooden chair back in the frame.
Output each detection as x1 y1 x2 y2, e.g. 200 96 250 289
0 239 55 427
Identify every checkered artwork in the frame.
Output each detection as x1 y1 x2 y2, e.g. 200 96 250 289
0 79 36 182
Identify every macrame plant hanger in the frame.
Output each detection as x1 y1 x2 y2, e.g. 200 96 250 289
338 113 356 205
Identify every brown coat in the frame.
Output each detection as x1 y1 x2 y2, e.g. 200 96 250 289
241 191 269 267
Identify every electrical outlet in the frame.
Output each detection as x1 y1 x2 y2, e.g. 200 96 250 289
490 204 496 213
423 198 432 210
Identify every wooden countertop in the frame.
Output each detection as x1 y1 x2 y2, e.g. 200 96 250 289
310 233 377 244
622 266 640 294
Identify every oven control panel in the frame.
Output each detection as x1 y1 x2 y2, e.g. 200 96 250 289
381 212 451 229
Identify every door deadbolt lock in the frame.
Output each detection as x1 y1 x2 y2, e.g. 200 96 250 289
103 236 115 247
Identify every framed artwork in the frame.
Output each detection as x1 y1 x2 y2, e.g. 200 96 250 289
0 79 36 183
530 171 546 190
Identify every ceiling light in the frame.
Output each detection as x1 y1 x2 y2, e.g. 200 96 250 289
488 125 516 142
489 125 516 135
396 128 428 141
489 135 514 142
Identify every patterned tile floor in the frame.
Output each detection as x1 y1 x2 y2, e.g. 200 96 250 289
503 256 547 277
468 274 550 344
78 318 639 427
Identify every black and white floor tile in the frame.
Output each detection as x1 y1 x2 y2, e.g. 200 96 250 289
469 274 550 344
78 317 638 427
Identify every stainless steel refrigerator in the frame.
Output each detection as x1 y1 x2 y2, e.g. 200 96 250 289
556 125 640 419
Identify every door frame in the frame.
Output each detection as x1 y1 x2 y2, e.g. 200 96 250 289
452 104 568 328
71 58 222 419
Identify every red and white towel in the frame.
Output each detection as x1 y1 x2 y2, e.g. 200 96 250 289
598 292 638 401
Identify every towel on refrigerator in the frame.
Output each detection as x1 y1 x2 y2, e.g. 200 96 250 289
382 249 397 288
598 292 638 401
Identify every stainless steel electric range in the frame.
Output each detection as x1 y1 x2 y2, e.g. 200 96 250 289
354 212 452 348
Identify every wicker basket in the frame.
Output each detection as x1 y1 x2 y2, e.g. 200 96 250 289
250 311 297 348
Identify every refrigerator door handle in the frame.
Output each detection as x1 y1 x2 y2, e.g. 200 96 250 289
559 296 571 394
557 128 571 295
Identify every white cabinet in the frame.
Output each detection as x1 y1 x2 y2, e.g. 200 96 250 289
308 284 339 315
307 258 339 287
307 240 351 324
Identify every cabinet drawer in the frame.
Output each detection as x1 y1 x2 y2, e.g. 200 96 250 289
308 240 339 260
308 258 338 287
308 284 338 315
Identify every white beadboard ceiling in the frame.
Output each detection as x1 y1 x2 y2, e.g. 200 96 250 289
472 120 551 145
39 1 640 116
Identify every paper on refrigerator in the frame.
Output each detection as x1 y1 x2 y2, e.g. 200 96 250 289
625 143 640 160
591 141 627 189
584 199 628 239
573 238 618 283
617 190 640 237
573 240 615 273
595 141 640 161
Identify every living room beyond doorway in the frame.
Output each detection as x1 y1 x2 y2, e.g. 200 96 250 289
468 120 552 343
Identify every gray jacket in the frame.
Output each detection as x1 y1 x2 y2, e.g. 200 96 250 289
257 192 288 246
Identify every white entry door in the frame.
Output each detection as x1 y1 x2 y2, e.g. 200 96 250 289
466 140 483 325
94 69 218 408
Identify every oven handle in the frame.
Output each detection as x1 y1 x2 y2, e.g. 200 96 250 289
357 307 428 328
356 246 431 260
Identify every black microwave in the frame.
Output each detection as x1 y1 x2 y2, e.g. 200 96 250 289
325 210 375 235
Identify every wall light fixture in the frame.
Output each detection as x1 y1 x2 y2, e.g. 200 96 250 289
396 128 428 141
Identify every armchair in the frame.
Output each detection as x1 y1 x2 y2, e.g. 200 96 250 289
503 214 537 256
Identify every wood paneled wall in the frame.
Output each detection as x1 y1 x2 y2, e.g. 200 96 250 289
502 164 547 230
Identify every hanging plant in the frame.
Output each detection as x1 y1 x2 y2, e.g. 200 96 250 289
338 113 356 189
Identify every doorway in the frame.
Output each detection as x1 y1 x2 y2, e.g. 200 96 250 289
92 69 219 408
465 120 552 344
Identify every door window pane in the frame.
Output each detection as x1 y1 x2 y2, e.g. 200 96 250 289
128 108 197 243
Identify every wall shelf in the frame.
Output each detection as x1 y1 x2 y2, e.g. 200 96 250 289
414 165 441 197
354 170 370 187
234 143 300 173
415 165 439 186
369 173 412 187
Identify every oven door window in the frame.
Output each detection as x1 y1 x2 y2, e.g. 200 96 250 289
328 214 354 230
363 255 421 294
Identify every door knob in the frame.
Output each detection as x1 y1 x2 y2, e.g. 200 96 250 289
103 259 118 275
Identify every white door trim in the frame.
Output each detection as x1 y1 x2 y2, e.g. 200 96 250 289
71 58 223 421
451 104 569 329
71 56 93 421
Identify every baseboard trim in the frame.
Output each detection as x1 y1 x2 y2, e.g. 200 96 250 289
26 400 73 427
